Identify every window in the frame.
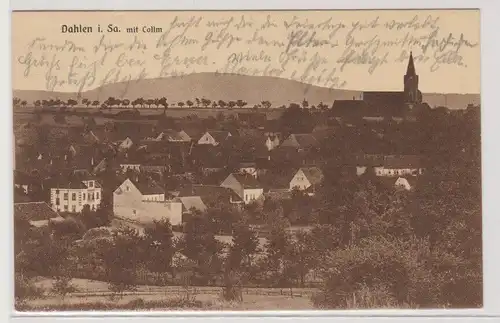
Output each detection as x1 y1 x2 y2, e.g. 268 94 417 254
245 194 248 201
55 189 60 194
71 205 76 212
126 185 130 192
88 181 94 188
63 193 68 200
83 193 86 200
96 192 100 199
55 198 60 206
72 193 76 200
64 205 68 211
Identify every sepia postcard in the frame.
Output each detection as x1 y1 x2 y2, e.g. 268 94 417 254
11 9 481 311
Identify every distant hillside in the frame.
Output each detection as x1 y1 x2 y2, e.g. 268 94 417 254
12 73 480 110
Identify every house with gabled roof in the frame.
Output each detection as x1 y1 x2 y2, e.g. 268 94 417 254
113 177 182 225
289 167 324 193
197 130 232 146
279 133 320 152
221 173 264 204
177 184 243 206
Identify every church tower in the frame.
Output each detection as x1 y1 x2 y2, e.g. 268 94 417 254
404 52 422 105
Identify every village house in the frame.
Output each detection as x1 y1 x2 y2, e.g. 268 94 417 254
289 166 324 194
14 201 65 227
49 176 102 213
221 173 264 204
197 130 232 146
173 196 207 223
280 133 319 151
354 154 425 177
177 184 244 206
113 178 182 225
156 129 191 143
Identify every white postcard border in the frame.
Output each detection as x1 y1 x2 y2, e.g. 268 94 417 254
4 0 499 321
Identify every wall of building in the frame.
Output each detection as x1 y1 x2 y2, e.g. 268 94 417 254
243 188 264 204
50 186 102 213
289 170 312 190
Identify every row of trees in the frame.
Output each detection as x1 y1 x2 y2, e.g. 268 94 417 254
16 95 337 112
15 96 276 110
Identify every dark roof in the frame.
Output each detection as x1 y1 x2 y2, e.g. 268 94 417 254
281 134 319 149
229 173 262 189
178 184 243 203
259 169 295 190
50 179 88 189
174 196 207 213
130 178 165 195
207 130 231 143
14 202 61 221
300 167 324 185
14 189 33 203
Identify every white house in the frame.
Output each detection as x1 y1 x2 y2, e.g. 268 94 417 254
355 155 425 177
221 173 264 204
289 167 324 192
113 178 182 225
50 178 102 213
197 131 232 146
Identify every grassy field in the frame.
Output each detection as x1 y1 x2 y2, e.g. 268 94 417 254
22 277 316 311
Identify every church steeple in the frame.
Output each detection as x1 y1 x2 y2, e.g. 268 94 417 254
406 51 416 76
404 51 421 104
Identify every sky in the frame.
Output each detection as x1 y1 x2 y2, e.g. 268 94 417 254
11 10 480 94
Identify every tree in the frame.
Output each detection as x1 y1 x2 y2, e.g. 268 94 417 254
51 276 77 301
122 99 130 107
261 101 272 109
279 103 314 134
178 215 224 285
67 99 78 108
218 100 227 109
186 100 194 108
13 97 21 107
34 100 41 108
236 100 247 109
178 101 185 108
21 100 28 108
92 100 100 108
81 98 90 107
143 219 175 283
228 101 236 109
103 227 143 298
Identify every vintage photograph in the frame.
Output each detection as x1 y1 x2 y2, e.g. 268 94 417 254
12 10 481 311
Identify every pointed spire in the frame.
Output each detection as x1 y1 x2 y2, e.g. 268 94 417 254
406 51 416 75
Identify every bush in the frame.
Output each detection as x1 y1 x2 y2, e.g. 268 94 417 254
51 276 77 300
14 274 45 308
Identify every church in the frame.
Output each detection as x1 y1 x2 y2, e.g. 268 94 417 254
331 52 430 119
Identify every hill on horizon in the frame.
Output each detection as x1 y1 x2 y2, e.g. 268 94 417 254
13 73 480 110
